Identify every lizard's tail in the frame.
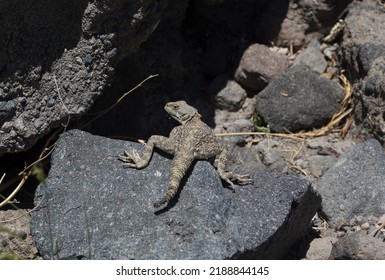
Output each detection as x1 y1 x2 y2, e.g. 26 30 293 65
154 154 193 208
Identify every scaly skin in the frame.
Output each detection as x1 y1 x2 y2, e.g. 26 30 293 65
118 100 252 208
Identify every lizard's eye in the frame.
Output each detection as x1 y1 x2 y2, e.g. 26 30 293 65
172 105 179 110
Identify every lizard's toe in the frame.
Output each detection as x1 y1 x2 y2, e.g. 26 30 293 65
235 175 253 185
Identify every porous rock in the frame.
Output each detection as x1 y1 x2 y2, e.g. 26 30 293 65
316 139 385 228
340 1 385 141
255 65 343 133
0 0 170 155
30 129 320 259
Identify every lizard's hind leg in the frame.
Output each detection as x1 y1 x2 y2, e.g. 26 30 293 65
215 149 253 191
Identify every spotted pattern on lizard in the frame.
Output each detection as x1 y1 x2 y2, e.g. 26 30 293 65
118 100 252 208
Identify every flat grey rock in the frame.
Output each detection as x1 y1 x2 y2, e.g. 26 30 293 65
30 129 320 259
255 65 343 133
316 139 385 228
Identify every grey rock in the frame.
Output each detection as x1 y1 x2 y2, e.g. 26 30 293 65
329 231 385 260
340 2 385 141
234 43 289 91
255 65 344 133
261 0 351 49
355 215 367 226
307 155 336 178
360 222 370 231
225 119 253 133
0 0 170 155
209 75 247 112
305 228 337 260
30 129 320 259
357 43 385 75
293 39 327 74
316 139 385 228
255 140 287 173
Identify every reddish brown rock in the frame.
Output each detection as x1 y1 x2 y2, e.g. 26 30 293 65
234 43 289 91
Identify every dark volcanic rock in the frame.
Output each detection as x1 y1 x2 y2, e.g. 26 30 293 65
316 139 385 228
340 2 385 141
255 65 343 133
30 129 320 260
0 0 170 155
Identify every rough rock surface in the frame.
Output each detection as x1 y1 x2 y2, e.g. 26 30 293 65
316 139 385 228
209 75 247 112
0 210 40 259
340 1 385 142
260 0 352 49
305 228 337 260
30 129 320 260
255 65 344 133
329 231 385 260
0 0 170 155
234 43 289 91
293 39 327 74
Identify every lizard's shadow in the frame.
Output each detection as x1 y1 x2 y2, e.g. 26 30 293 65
154 154 197 215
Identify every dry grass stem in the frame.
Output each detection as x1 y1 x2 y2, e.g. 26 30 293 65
82 74 158 129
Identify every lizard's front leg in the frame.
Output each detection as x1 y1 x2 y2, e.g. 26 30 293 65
118 135 176 169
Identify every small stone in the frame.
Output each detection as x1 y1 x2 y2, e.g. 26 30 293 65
226 119 253 133
355 215 367 226
337 231 346 238
234 43 289 91
83 54 94 65
352 226 361 232
294 159 308 169
360 222 370 230
378 214 385 224
209 75 247 112
106 48 117 58
349 217 357 226
293 39 327 73
46 98 56 107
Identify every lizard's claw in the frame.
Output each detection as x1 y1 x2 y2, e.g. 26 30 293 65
118 150 141 168
233 174 253 185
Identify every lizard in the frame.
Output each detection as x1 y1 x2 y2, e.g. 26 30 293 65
118 100 252 208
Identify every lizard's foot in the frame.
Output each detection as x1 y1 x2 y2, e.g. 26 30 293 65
118 150 147 169
217 170 253 191
232 174 253 186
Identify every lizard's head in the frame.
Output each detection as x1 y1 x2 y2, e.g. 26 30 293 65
164 101 201 125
